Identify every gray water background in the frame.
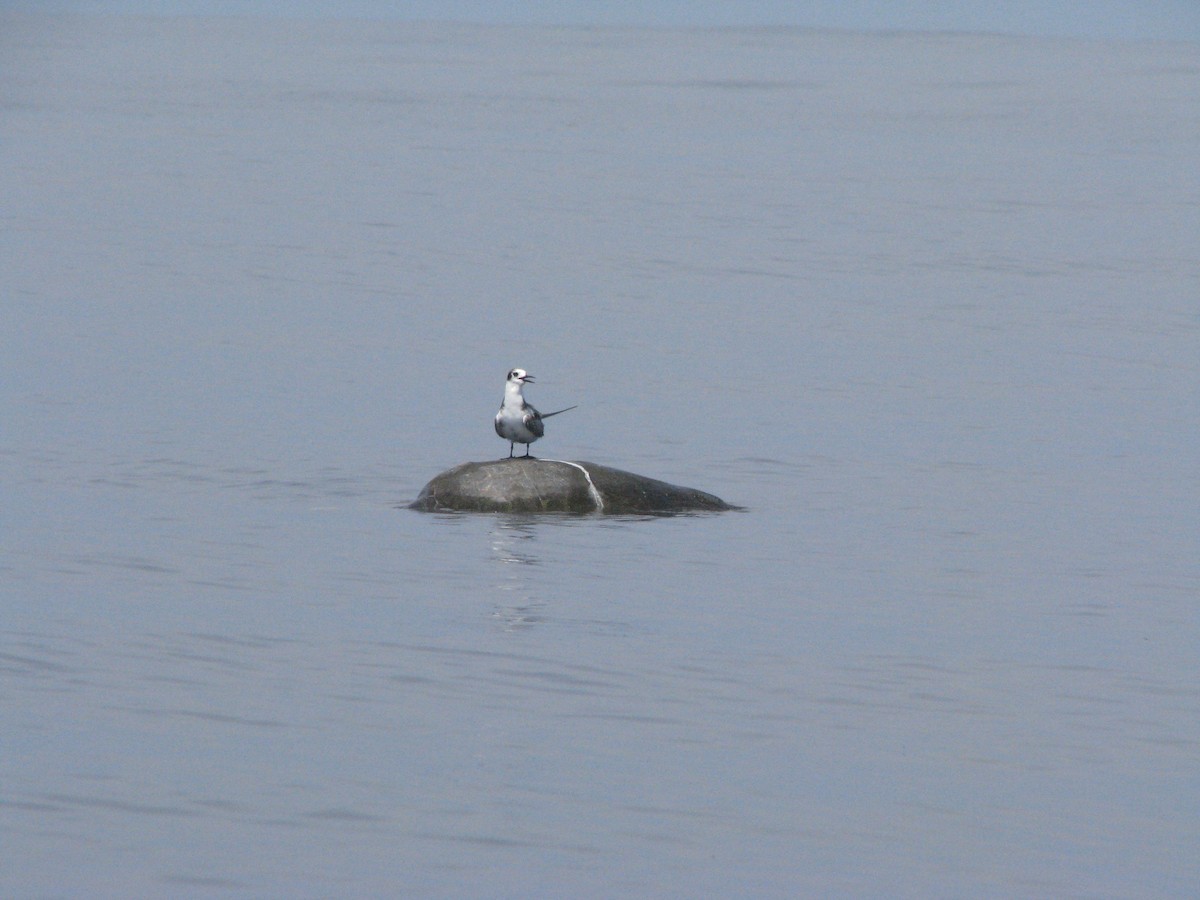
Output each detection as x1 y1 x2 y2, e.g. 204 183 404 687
3 11 1198 898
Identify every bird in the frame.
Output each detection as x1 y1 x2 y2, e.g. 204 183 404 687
494 368 577 458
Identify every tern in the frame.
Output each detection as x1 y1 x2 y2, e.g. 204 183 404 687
494 368 577 458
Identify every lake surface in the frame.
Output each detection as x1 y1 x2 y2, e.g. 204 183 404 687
2 13 1198 898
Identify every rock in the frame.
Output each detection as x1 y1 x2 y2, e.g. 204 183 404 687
408 458 738 514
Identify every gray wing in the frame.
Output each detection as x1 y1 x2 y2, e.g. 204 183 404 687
523 404 545 438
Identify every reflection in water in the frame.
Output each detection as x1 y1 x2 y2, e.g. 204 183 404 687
489 516 546 630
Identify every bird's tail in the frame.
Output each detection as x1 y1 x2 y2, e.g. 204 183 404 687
541 405 578 418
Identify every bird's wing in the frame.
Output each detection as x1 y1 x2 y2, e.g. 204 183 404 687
523 405 545 438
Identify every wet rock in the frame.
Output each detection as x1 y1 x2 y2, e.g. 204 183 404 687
408 458 737 514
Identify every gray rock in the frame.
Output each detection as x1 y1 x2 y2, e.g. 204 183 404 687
409 458 738 514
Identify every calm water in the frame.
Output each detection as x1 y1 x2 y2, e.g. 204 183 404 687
3 13 1198 898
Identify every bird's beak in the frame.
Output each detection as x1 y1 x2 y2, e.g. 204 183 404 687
521 374 535 383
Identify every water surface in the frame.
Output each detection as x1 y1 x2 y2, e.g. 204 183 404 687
2 13 1198 897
